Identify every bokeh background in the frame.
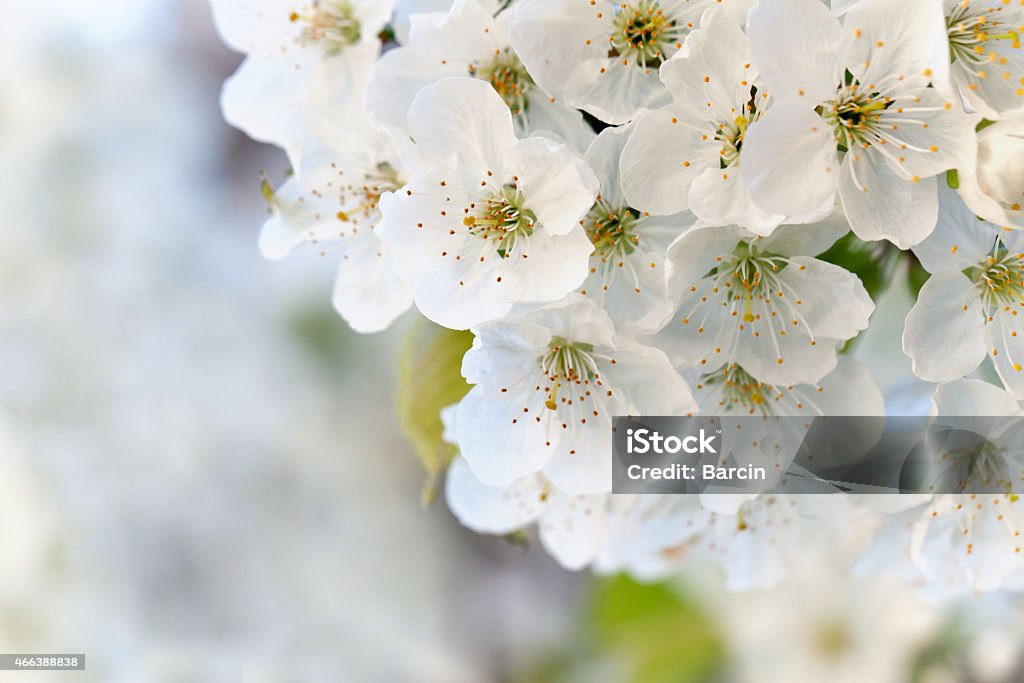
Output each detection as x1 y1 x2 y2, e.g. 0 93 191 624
2 1 1022 682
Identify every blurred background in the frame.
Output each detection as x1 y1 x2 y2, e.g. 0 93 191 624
0 1 585 680
1 1 1022 682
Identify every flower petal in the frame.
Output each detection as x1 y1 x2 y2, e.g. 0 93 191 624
505 136 599 237
903 270 987 382
408 77 518 176
331 232 413 333
446 457 547 533
839 151 938 248
538 493 608 569
912 184 997 274
742 103 839 217
747 0 841 102
456 385 558 486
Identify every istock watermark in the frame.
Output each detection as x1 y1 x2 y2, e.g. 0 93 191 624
625 427 718 455
612 415 1024 495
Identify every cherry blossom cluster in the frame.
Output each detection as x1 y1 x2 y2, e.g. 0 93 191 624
212 0 1024 596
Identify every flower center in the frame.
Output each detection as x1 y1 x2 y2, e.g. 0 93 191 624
814 621 853 660
947 2 1022 73
699 363 778 415
336 162 404 225
820 83 892 151
609 1 684 69
584 200 641 262
290 1 361 52
716 243 789 322
463 183 537 257
968 243 1024 308
929 427 1014 494
716 116 749 168
469 49 535 117
540 337 598 411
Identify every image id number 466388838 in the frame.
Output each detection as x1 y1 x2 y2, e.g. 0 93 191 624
0 654 85 670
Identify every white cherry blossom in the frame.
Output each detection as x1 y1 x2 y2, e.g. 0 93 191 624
509 0 738 124
377 77 599 329
620 9 822 233
367 0 593 152
904 186 1024 397
211 0 393 162
597 493 825 591
830 0 1024 118
455 295 696 494
743 0 979 248
446 457 612 569
579 123 693 335
710 546 941 683
861 380 1024 599
258 115 415 332
958 116 1024 231
654 221 874 386
687 356 884 418
942 0 1024 118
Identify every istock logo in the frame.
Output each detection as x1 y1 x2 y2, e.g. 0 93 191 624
626 428 717 455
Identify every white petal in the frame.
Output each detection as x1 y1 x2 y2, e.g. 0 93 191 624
876 88 978 181
365 45 462 131
538 493 608 570
665 225 745 300
542 416 613 495
499 227 593 302
810 356 885 415
620 105 716 216
903 270 987 382
732 322 841 386
508 0 608 96
843 0 948 91
582 246 675 335
988 310 1024 400
462 319 551 390
505 136 599 237
377 166 471 257
257 177 347 260
959 118 1024 230
522 95 597 156
607 337 698 416
756 213 849 258
742 103 840 216
775 256 875 340
445 457 547 533
931 379 1021 417
407 252 511 330
456 385 558 485
655 276 739 370
407 77 518 175
912 184 997 274
747 0 842 102
221 56 305 158
518 295 618 350
208 0 293 56
564 56 670 124
331 233 413 333
839 151 938 248
584 124 633 207
689 168 783 233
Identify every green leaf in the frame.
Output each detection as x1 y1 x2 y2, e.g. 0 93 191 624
396 319 474 504
588 575 723 683
818 231 902 303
